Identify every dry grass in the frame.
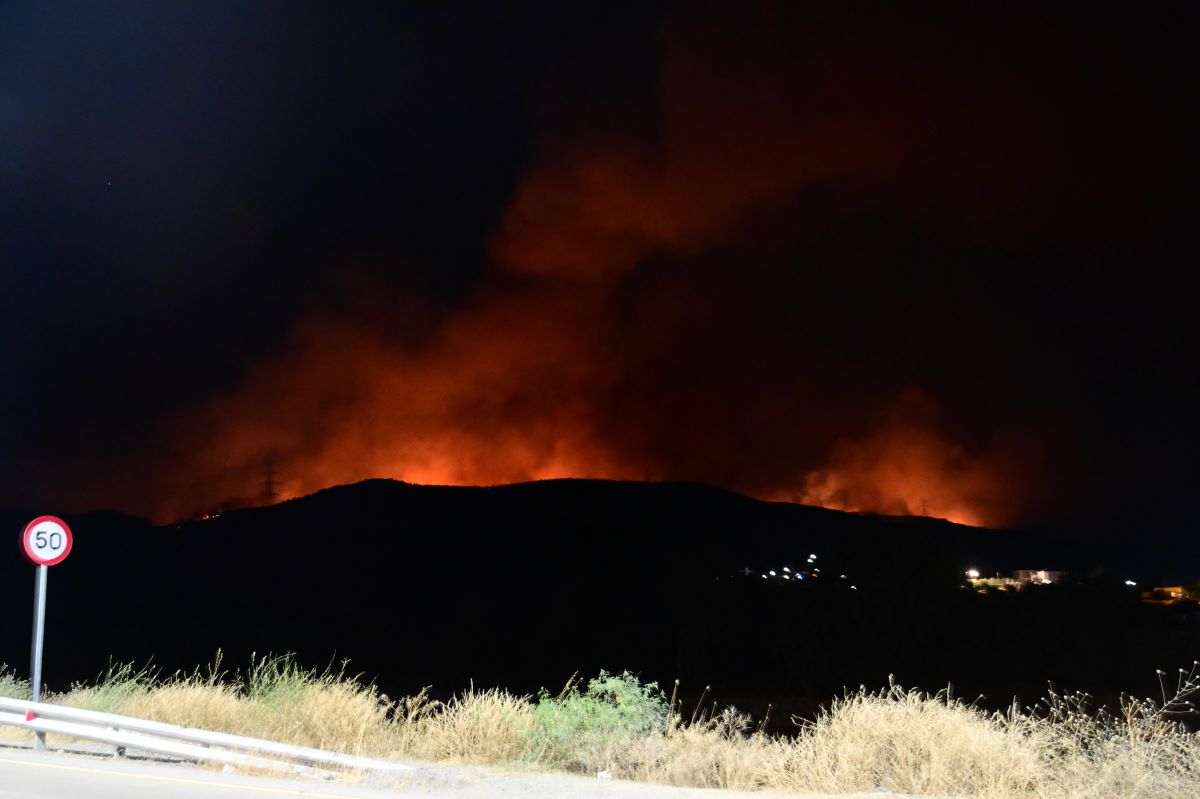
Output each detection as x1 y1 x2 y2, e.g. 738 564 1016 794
0 663 31 743
390 686 535 763
0 664 27 700
55 656 393 756
782 682 1046 796
3 657 1200 797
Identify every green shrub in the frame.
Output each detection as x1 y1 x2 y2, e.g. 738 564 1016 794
527 671 668 771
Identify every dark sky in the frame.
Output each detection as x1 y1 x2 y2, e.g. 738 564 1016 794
1 2 1195 543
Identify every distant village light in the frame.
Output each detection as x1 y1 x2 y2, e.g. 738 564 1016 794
966 568 980 579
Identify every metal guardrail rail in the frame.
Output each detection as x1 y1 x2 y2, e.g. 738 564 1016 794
0 696 412 778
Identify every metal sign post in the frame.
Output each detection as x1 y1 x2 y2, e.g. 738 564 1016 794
20 515 74 753
30 564 47 748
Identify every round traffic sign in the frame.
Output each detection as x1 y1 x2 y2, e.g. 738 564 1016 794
21 516 73 566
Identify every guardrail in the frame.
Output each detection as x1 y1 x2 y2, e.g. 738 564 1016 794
0 696 412 778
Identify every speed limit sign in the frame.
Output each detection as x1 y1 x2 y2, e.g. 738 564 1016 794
21 514 73 751
21 515 73 566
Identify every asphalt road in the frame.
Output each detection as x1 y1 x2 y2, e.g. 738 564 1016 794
0 749 406 799
0 744 920 799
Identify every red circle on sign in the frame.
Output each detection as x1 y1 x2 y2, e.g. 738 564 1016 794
21 516 74 566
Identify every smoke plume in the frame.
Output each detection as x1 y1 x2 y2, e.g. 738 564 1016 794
75 6 1124 526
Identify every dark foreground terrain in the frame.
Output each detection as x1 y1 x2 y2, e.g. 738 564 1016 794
3 480 1197 726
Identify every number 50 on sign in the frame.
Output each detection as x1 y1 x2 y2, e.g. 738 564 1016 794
22 516 73 566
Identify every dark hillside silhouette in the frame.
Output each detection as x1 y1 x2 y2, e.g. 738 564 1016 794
3 480 1196 727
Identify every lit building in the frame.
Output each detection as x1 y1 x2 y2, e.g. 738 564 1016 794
1140 586 1195 605
1012 569 1065 585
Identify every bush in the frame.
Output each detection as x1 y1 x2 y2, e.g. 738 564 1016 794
527 671 668 772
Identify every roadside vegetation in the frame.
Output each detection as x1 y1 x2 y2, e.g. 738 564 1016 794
0 664 28 700
2 655 1199 797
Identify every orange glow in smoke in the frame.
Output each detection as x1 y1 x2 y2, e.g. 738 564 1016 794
66 9 1089 529
796 432 991 527
760 390 1009 528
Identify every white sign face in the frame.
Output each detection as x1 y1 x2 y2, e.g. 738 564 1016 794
22 516 74 566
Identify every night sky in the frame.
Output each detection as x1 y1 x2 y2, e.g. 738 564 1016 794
1 3 1194 544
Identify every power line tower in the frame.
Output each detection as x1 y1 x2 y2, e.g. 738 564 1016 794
260 457 280 506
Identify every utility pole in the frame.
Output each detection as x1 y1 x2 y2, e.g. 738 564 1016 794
260 457 279 506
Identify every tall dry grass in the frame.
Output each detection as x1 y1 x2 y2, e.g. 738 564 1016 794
0 664 31 743
56 655 393 755
0 663 28 700
4 656 1200 797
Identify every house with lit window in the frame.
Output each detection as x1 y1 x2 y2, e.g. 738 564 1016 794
1012 569 1064 585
